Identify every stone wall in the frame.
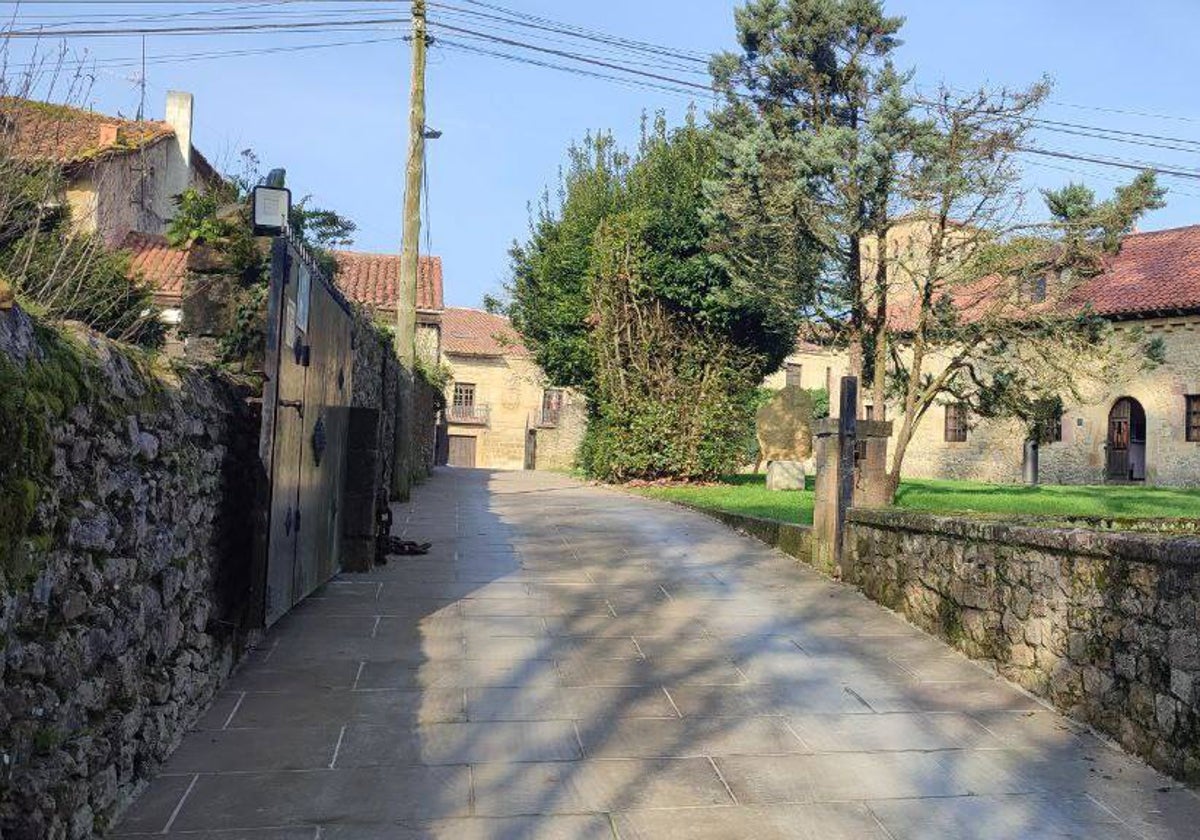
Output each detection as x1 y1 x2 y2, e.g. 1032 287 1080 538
350 313 398 498
413 372 442 478
532 391 586 472
842 508 1200 781
349 312 437 491
0 305 260 838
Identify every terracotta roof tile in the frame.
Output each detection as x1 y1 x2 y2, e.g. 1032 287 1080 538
441 307 529 357
1065 224 1200 317
122 232 187 304
882 224 1200 332
332 251 444 313
0 97 175 165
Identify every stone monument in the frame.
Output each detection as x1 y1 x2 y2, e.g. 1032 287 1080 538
755 385 816 490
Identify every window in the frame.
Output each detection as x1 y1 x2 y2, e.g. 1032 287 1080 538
944 403 969 443
541 388 564 426
1042 413 1063 444
1187 395 1200 442
785 363 803 388
1029 275 1048 303
825 366 832 394
452 382 475 410
449 382 486 424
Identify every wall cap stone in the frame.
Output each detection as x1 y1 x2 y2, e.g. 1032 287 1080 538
846 508 1200 566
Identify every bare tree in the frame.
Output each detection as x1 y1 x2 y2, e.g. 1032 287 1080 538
873 84 1165 497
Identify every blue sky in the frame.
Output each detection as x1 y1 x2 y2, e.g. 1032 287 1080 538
9 1 1200 307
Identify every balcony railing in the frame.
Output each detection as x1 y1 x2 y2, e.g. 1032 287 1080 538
447 403 490 425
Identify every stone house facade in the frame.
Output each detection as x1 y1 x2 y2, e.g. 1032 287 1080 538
328 254 586 471
769 224 1200 488
438 307 586 471
4 91 218 249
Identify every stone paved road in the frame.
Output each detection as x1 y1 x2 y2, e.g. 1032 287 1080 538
116 469 1200 839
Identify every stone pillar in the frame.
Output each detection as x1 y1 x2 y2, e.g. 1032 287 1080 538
180 244 236 363
853 419 894 508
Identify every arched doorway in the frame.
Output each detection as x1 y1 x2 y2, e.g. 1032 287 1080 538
1106 397 1146 482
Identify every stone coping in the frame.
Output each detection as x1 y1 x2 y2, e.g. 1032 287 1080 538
847 507 1200 566
667 503 813 562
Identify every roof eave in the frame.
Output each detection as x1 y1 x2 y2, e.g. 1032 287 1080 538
1105 306 1200 323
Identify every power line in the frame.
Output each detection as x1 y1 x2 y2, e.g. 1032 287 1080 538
434 23 707 77
436 37 703 101
0 16 409 37
427 8 705 74
914 88 1200 152
1021 157 1200 199
432 1 708 66
9 0 1198 186
0 35 408 72
1018 146 1200 181
429 20 714 93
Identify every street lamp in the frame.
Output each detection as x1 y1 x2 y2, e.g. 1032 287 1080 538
252 185 291 236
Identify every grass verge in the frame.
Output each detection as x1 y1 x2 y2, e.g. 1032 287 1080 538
629 474 1200 525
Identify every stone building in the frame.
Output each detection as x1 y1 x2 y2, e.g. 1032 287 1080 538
3 91 218 248
438 307 586 471
330 250 445 365
770 224 1200 488
329 251 586 471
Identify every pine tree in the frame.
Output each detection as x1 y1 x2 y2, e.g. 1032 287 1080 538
707 0 910 413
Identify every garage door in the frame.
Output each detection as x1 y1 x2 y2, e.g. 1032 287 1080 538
447 435 477 468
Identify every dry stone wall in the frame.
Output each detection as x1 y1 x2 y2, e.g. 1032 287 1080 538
842 509 1200 781
0 305 260 839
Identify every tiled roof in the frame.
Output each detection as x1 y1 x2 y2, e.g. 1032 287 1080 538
0 97 175 165
1065 224 1200 317
123 232 187 304
883 224 1200 332
332 251 444 313
441 307 529 358
124 239 451 316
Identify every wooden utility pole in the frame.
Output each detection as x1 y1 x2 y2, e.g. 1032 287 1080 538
394 0 427 500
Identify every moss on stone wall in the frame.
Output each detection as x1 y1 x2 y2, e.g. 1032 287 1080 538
844 507 1200 784
1 303 263 837
0 322 98 585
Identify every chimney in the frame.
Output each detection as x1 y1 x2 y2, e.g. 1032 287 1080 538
164 90 193 172
98 123 120 146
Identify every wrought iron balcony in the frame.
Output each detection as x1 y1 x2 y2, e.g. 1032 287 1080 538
447 403 490 425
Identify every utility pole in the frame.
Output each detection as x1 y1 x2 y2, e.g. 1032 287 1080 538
394 0 427 501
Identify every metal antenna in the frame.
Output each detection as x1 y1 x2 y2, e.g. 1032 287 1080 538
136 35 146 120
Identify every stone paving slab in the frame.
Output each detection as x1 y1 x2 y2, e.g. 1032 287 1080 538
114 468 1200 839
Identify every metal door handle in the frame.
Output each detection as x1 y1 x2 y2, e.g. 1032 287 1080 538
279 399 304 417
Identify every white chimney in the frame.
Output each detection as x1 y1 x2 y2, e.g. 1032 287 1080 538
165 90 193 173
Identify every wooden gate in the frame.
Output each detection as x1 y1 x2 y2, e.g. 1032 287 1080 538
256 236 355 626
447 435 477 468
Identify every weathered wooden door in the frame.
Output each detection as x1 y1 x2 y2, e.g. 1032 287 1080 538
257 237 355 626
447 435 476 468
1106 397 1146 482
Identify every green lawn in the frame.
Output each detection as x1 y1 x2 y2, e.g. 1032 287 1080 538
630 474 1200 525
